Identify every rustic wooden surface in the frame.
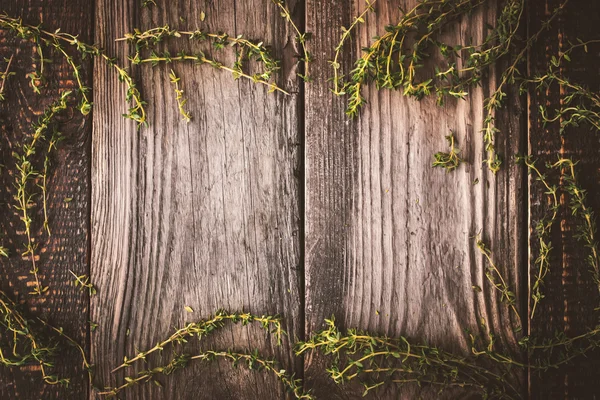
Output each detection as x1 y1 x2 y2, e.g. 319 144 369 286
528 0 600 398
0 1 93 399
91 0 303 399
304 0 526 398
0 0 599 399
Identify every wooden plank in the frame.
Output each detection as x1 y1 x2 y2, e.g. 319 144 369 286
304 0 526 397
528 0 600 397
0 1 93 399
91 0 303 398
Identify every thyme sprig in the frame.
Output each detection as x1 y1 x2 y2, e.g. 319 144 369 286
0 54 14 101
476 239 521 330
69 270 97 296
341 0 491 117
269 0 311 81
168 69 191 122
13 91 70 296
336 0 573 173
524 39 600 134
519 156 558 319
111 311 284 372
102 349 312 399
139 51 288 94
131 0 310 80
296 317 520 399
0 290 69 385
39 128 63 236
0 13 146 124
432 133 463 172
553 159 600 298
331 0 375 96
119 26 286 94
28 37 46 94
480 0 568 172
37 317 95 385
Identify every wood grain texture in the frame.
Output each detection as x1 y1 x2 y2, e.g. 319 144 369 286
528 0 600 398
304 0 526 398
0 1 93 399
91 0 303 398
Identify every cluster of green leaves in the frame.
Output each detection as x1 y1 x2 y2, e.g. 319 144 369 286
296 316 519 399
69 270 97 296
333 0 573 174
432 133 463 172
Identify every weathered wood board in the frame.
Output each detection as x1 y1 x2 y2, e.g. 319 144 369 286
528 0 600 398
305 0 526 398
0 1 93 399
91 0 303 398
